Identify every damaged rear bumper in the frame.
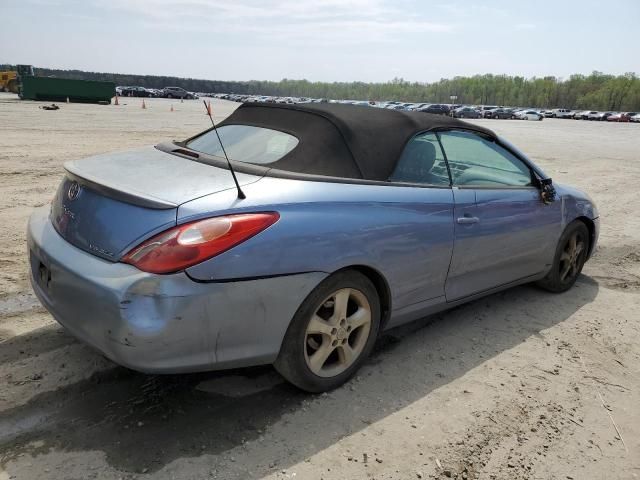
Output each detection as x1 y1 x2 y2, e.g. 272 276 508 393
27 205 326 373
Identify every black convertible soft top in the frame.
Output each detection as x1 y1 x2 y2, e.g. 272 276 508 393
216 102 496 181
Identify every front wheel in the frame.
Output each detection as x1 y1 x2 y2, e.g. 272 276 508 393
275 270 381 392
537 221 589 293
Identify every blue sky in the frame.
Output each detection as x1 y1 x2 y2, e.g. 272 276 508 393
1 0 638 82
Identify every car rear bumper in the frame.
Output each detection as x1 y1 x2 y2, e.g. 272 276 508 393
28 205 326 373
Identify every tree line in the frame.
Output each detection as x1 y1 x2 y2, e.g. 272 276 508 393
2 65 638 110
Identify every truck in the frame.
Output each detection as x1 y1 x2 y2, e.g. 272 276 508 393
0 70 19 93
550 108 574 119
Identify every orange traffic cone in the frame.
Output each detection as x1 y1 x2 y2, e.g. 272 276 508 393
206 99 212 115
142 99 146 109
170 104 174 112
114 95 119 106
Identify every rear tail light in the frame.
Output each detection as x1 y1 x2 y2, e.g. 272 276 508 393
122 212 279 274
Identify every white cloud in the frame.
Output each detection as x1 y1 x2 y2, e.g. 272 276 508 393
87 0 454 44
515 23 536 30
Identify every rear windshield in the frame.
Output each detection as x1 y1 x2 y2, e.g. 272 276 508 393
187 125 299 164
187 125 298 165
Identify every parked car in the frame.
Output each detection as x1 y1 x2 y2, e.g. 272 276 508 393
119 86 152 97
550 109 574 119
574 110 596 120
516 110 544 121
607 112 638 122
162 87 196 99
417 104 450 115
595 111 615 121
146 88 164 98
28 103 598 392
630 113 640 123
484 108 513 119
452 106 481 119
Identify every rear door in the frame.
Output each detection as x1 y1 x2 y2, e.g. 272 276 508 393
438 130 561 301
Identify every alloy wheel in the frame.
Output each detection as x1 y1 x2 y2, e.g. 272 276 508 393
559 230 585 283
304 288 372 377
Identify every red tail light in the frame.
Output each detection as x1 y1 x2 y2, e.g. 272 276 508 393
122 212 279 274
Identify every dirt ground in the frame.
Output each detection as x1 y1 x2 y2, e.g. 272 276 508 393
0 92 639 480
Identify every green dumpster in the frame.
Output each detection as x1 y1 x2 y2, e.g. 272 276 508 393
20 76 115 104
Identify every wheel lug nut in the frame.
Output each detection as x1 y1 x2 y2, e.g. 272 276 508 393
332 340 338 346
347 326 352 332
331 328 337 335
342 338 347 344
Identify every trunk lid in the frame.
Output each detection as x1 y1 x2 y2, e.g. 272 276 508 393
51 146 261 261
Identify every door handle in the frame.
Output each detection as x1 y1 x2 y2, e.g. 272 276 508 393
457 215 479 225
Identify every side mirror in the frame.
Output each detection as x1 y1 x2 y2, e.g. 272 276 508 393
539 177 557 204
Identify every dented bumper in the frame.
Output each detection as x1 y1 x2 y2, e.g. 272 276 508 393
27 205 326 373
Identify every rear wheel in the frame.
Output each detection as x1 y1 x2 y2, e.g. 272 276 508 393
275 270 380 392
537 221 589 293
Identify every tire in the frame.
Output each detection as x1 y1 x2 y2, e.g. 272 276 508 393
275 270 381 392
537 220 589 293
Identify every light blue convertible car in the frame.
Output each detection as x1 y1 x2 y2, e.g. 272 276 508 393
28 103 599 392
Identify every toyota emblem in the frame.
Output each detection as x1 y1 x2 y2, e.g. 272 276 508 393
67 181 81 201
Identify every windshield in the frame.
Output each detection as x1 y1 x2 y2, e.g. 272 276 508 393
187 125 299 164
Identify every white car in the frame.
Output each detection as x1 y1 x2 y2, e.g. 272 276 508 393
630 113 640 123
550 108 574 118
517 110 544 121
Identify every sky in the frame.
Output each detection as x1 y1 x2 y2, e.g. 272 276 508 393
1 0 638 83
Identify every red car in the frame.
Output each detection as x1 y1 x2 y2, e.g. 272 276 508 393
607 112 638 122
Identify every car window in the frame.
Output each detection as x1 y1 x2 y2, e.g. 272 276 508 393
389 132 450 186
187 125 299 164
437 130 532 187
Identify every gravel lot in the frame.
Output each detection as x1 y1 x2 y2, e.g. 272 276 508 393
0 93 639 480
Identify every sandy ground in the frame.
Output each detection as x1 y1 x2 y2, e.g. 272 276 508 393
0 93 639 480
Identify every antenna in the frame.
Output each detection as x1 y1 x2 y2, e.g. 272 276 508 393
203 100 246 199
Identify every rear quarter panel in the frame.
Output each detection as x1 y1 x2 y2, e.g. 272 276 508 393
181 177 455 312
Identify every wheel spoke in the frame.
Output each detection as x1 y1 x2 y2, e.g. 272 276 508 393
560 251 571 262
304 286 373 378
575 242 584 257
331 289 350 324
560 261 571 281
307 315 333 336
337 344 355 366
568 233 577 256
347 307 370 330
308 341 334 372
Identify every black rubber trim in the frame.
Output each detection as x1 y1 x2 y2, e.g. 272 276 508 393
64 171 177 210
185 270 323 284
158 142 453 189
